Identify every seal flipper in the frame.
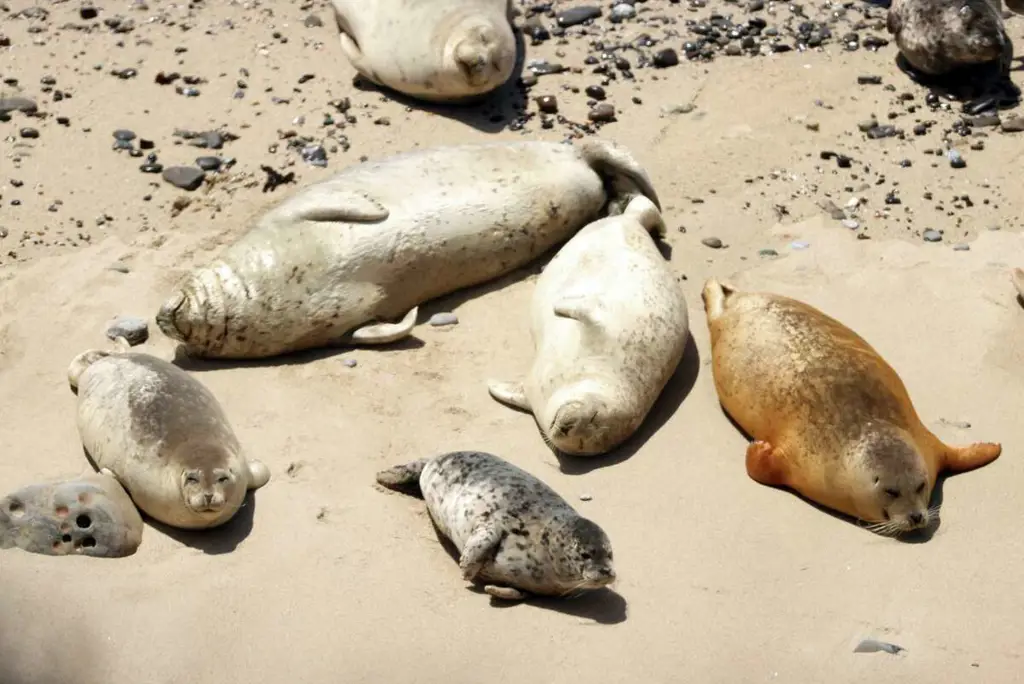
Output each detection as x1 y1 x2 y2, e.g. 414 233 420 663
622 195 666 239
247 460 271 490
577 139 661 213
487 381 531 412
553 294 605 328
459 523 503 581
941 442 1001 474
270 188 390 225
349 307 418 345
701 277 736 320
745 440 790 487
484 585 527 601
375 459 429 491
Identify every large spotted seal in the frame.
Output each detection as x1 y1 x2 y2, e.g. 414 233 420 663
376 450 616 601
702 279 1001 535
488 195 689 456
67 340 270 529
332 0 517 103
157 139 661 360
887 0 1012 81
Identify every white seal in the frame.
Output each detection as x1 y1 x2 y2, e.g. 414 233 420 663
488 195 690 456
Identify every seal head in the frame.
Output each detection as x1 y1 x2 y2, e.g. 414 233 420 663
850 425 932 533
444 19 516 95
176 442 247 523
552 516 616 591
540 385 637 456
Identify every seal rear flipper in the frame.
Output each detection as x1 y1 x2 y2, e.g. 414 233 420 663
577 139 661 213
67 349 115 394
745 440 791 487
487 380 531 412
247 460 271 490
459 524 502 581
484 585 527 601
941 442 1002 473
375 458 430 492
700 278 736 320
349 307 418 345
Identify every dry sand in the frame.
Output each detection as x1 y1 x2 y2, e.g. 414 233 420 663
2 1 1024 682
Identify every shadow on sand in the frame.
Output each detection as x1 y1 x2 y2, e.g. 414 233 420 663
894 52 1021 112
146 490 259 555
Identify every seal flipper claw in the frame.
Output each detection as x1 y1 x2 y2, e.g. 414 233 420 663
349 307 418 345
485 585 527 601
459 524 502 581
942 442 1001 473
247 460 271 490
487 381 530 411
375 459 429 490
745 440 790 487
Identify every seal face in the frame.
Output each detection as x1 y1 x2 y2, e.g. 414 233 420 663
376 451 616 601
488 195 689 456
887 0 1011 77
68 347 271 530
156 139 660 360
702 279 1001 536
331 0 517 103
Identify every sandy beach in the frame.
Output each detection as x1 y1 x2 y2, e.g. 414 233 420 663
2 0 1024 682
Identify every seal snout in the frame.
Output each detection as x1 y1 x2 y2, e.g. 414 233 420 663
156 290 191 342
451 24 513 90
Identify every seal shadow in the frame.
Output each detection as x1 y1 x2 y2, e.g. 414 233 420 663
349 28 529 134
715 410 942 543
80 446 257 554
554 333 702 476
427 519 628 624
894 52 1022 110
169 335 426 372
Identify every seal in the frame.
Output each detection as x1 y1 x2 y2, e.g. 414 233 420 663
376 450 616 601
887 0 1012 82
157 139 661 360
702 278 1002 535
331 0 517 103
488 195 690 456
67 338 271 530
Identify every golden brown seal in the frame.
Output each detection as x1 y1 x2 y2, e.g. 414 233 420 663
702 278 1001 535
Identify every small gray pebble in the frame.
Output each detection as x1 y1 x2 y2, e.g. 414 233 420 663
854 639 904 655
952 243 970 251
342 358 357 368
106 316 149 345
759 248 779 257
609 3 636 22
841 219 860 230
579 494 593 501
162 166 206 191
0 227 8 239
923 229 942 242
429 312 459 327
701 237 723 249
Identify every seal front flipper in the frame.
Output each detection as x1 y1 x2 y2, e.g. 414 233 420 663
247 460 271 490
272 188 390 225
621 195 666 239
487 381 531 412
941 442 1002 473
745 440 791 487
701 278 737 320
349 307 418 345
459 524 503 581
484 585 527 601
375 459 429 491
553 294 605 328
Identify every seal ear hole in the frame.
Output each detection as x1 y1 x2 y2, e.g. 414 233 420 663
82 537 96 549
76 514 92 529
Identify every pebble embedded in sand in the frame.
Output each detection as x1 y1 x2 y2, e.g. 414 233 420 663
429 313 458 327
106 316 149 345
923 230 942 242
589 104 616 122
702 237 723 249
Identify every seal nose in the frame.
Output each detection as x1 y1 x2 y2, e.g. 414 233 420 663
203 492 214 506
156 291 188 340
908 512 925 527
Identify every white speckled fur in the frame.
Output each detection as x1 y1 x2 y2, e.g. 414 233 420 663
489 195 689 456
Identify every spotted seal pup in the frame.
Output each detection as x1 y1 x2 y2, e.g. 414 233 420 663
157 139 660 360
488 195 690 456
376 451 616 601
68 339 271 529
703 279 1001 535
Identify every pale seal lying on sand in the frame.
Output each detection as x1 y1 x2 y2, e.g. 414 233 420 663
67 339 270 530
488 195 689 456
376 451 616 601
887 0 1012 79
332 0 517 102
703 279 1001 536
157 139 660 360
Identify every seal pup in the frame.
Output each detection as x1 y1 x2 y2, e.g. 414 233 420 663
67 339 271 530
702 279 1001 535
887 0 1013 89
332 0 517 103
488 195 690 456
376 451 616 601
157 139 660 360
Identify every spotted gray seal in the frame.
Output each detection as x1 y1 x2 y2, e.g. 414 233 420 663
376 450 616 601
67 340 271 530
488 195 690 456
332 0 517 103
156 139 661 360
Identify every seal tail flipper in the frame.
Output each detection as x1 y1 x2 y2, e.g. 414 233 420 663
577 139 661 213
701 278 737 320
622 195 666 239
745 440 790 487
247 460 271 490
941 442 1002 474
487 380 531 412
375 459 430 492
67 349 114 394
349 307 418 345
1012 267 1024 300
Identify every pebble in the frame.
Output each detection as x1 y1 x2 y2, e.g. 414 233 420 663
302 144 328 167
195 156 222 172
535 95 558 113
853 639 904 655
342 358 358 368
585 85 606 101
1001 116 1024 133
947 149 966 169
953 243 970 251
923 229 942 242
429 312 459 327
19 128 40 139
588 104 616 122
701 237 723 249
609 3 636 22
161 166 206 191
106 317 149 345
557 6 602 27
303 14 324 28
758 248 779 258
139 162 163 173
653 49 680 68
0 97 39 115
113 129 136 141
579 494 593 502
790 241 810 250
841 219 860 230
80 6 99 19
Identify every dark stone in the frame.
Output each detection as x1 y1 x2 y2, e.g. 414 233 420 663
535 95 558 113
585 85 606 100
19 128 40 139
0 97 38 115
195 156 222 172
557 5 602 27
161 166 206 191
652 48 680 68
106 316 148 345
113 129 136 141
139 163 163 173
80 6 99 19
588 103 616 122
